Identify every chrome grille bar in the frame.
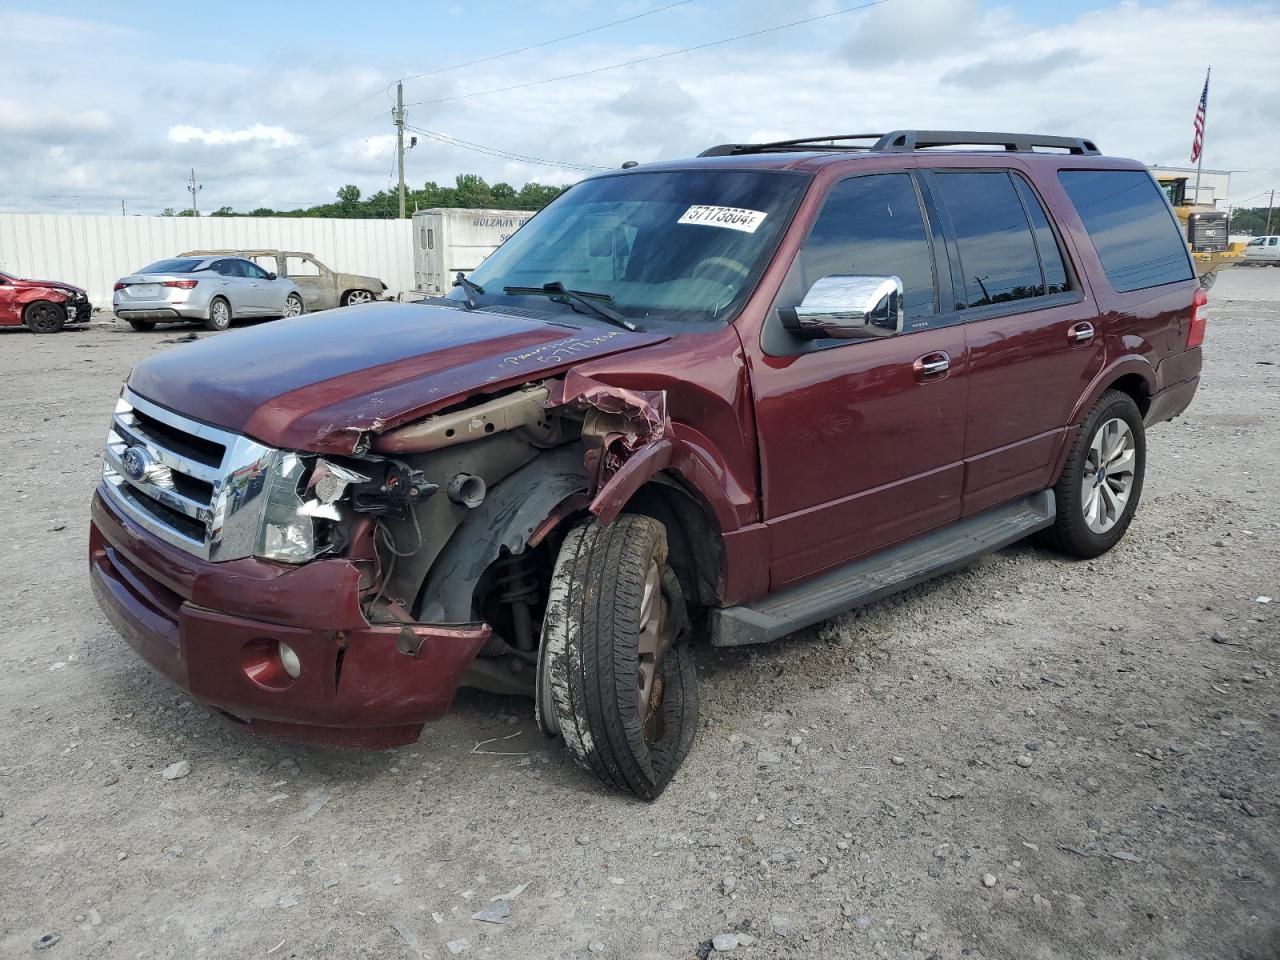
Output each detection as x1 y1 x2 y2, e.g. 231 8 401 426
99 387 285 561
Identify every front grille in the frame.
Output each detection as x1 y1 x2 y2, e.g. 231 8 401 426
100 388 280 560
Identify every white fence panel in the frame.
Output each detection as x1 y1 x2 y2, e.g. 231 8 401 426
0 214 414 307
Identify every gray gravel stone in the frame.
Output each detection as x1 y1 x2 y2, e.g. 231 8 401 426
161 760 190 780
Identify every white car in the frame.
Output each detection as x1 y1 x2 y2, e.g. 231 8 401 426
113 255 304 332
1242 235 1280 266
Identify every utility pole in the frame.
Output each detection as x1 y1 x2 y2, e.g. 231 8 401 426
394 81 406 219
121 199 126 217
1266 189 1276 235
187 168 201 217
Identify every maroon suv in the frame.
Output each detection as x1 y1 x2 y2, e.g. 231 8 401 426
89 130 1204 798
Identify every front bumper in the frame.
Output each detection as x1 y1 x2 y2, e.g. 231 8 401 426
89 491 490 748
64 295 91 323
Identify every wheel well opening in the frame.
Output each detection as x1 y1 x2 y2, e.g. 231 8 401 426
623 476 724 615
1108 373 1151 417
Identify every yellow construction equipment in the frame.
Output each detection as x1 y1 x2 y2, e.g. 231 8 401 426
1153 171 1245 286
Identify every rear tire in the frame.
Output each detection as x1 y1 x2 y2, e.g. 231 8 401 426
204 297 231 332
536 515 698 800
342 289 374 307
1039 389 1145 559
126 318 156 332
24 300 65 334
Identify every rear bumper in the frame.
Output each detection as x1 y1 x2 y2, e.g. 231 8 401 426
114 306 205 321
1147 347 1202 426
89 491 490 748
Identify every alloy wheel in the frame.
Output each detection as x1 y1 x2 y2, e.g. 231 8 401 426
346 290 373 305
1080 417 1136 534
284 295 303 318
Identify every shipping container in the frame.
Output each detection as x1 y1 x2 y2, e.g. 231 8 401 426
411 208 534 295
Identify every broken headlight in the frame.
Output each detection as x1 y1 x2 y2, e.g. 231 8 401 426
255 452 320 564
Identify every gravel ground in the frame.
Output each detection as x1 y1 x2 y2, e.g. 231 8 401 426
1 269 1276 960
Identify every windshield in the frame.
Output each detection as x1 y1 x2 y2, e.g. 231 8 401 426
459 169 809 326
138 258 207 274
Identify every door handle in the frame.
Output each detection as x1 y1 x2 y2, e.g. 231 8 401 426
914 351 950 381
1069 321 1095 345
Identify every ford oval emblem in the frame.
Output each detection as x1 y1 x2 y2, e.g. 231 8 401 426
121 445 153 481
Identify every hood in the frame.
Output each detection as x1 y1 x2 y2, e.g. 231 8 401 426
9 277 85 296
126 302 667 454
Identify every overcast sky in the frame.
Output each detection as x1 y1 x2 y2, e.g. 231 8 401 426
2 0 1276 216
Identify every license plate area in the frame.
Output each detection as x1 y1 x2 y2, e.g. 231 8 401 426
133 284 160 298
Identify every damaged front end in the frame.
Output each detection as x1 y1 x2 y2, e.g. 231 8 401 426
299 374 674 699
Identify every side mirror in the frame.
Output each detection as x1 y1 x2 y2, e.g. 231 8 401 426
779 275 904 340
267 272 277 280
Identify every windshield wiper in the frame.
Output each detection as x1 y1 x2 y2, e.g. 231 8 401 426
454 271 485 309
503 281 644 332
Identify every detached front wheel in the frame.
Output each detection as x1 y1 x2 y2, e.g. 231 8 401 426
536 515 698 800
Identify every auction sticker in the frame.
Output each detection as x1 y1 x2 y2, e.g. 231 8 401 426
678 205 768 234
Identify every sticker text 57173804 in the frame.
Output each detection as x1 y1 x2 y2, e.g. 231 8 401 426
677 205 768 234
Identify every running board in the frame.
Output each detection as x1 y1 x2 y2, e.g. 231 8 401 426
710 490 1055 647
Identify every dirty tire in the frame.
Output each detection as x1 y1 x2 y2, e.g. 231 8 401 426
204 297 231 332
24 300 65 334
537 516 698 800
1039 389 1146 559
342 289 374 307
126 318 156 332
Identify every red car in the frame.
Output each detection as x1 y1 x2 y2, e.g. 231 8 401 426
89 130 1203 798
0 269 91 332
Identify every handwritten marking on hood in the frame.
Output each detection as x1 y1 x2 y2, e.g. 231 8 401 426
503 332 625 367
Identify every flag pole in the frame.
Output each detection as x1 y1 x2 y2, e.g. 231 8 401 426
1192 65 1209 207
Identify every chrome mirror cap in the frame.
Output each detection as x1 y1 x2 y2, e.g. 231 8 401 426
780 274 905 340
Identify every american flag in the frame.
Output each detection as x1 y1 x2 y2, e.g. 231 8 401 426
1191 69 1209 163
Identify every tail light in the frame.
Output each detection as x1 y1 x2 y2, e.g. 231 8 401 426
113 282 125 291
163 280 199 289
1187 286 1208 349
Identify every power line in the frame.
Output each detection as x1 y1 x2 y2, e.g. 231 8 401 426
400 1 692 83
406 125 608 173
198 113 387 183
404 0 888 107
198 0 695 177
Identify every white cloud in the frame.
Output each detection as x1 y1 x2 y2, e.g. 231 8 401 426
168 124 300 148
0 2 1276 214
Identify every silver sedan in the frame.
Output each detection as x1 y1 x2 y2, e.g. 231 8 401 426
113 256 304 333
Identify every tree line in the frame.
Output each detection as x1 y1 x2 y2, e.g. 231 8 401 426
161 174 570 218
1226 205 1278 236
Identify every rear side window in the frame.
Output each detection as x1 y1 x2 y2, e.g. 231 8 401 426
1012 176 1069 295
1059 170 1194 292
287 256 321 277
935 171 1046 308
794 173 937 320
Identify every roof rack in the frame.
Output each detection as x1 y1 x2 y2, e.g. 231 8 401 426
698 130 1100 158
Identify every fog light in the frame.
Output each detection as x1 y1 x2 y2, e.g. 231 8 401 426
278 641 302 679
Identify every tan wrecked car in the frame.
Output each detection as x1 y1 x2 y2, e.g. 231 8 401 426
181 250 387 312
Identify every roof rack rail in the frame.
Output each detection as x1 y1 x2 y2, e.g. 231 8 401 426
699 134 884 157
699 129 1100 158
873 130 1100 155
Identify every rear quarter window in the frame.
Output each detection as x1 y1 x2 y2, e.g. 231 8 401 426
1059 170 1194 293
